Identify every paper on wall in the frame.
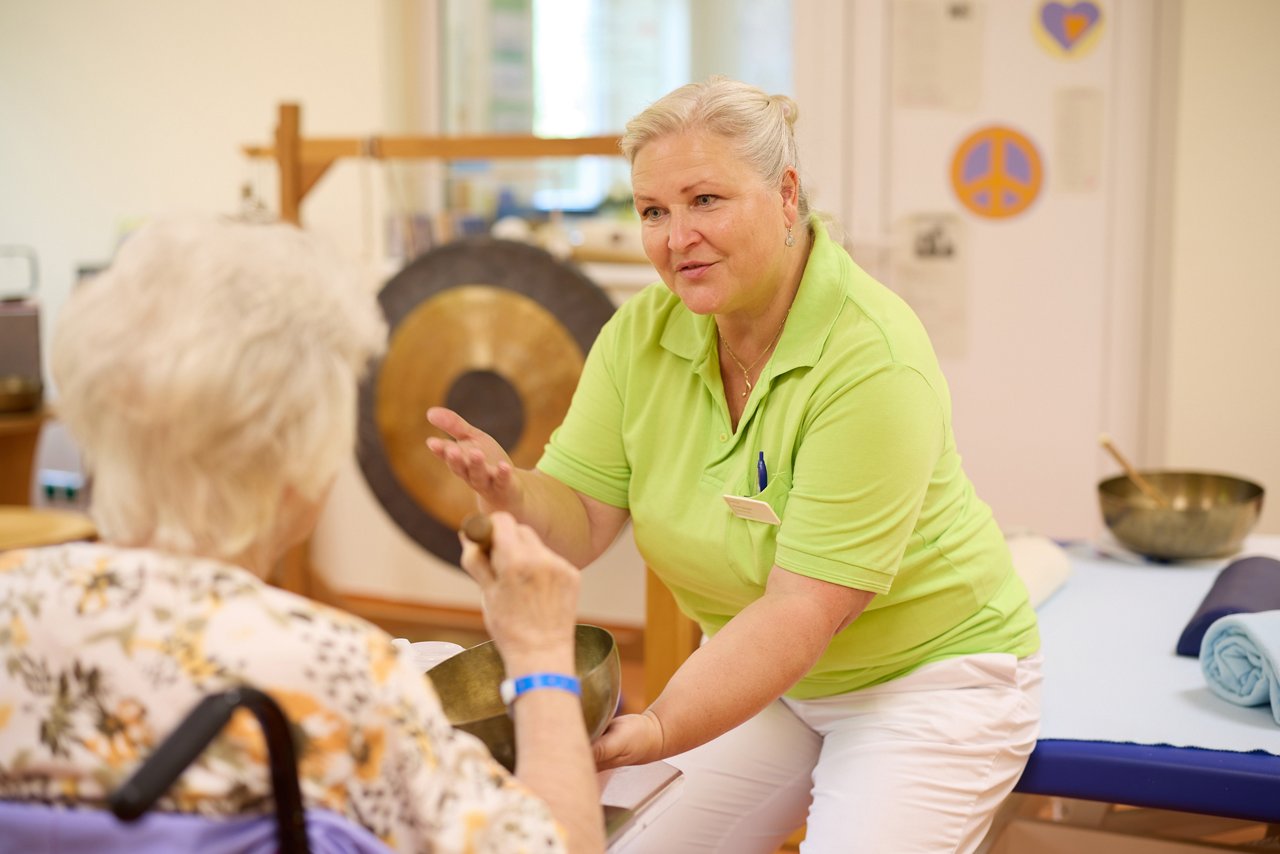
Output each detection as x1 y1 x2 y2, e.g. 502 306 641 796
1053 88 1105 193
892 0 985 111
888 212 970 359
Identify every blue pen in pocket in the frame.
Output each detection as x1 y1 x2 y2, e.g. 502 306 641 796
757 451 768 493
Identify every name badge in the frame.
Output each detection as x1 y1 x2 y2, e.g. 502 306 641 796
723 494 781 525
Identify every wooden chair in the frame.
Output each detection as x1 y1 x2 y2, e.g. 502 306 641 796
642 570 701 703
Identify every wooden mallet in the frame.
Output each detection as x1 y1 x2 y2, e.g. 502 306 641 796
1099 434 1171 508
460 513 494 556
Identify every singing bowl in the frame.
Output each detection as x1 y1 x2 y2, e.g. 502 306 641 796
1099 471 1265 561
426 624 621 772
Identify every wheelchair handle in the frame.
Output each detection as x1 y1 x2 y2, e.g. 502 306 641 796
108 687 310 854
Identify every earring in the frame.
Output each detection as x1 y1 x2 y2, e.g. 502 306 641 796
785 227 795 247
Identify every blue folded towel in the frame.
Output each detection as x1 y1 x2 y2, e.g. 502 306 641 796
1200 611 1280 726
1177 556 1280 657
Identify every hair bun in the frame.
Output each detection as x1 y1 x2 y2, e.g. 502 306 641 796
773 94 800 127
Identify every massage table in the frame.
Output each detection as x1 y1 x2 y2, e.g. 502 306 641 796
1013 534 1280 823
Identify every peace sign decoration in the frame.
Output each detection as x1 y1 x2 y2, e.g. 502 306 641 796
950 126 1044 220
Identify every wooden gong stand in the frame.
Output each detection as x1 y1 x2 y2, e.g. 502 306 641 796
243 104 698 703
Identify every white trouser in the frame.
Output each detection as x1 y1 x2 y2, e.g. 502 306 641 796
617 652 1043 854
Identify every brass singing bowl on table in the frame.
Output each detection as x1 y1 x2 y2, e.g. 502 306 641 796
426 624 621 772
1099 471 1265 561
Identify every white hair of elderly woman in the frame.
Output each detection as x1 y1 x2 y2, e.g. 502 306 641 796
52 216 387 562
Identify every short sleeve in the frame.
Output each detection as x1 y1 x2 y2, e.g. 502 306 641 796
774 365 945 593
536 316 631 508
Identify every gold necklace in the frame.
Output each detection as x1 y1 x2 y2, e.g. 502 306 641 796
720 313 788 399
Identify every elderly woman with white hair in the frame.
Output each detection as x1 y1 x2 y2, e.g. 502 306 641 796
0 219 605 853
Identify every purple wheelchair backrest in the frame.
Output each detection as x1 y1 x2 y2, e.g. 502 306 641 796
0 801 392 854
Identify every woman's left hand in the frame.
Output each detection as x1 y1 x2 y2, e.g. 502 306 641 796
592 709 665 770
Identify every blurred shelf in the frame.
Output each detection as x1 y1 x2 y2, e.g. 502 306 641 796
0 407 48 505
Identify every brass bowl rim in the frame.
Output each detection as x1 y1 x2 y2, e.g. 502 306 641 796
1098 470 1265 501
427 623 619 728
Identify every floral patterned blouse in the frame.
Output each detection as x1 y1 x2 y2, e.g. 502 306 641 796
0 543 566 853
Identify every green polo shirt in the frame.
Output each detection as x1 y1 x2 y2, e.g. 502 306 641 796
538 217 1039 698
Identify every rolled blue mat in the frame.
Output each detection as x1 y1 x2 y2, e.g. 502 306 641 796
1176 556 1280 657
1200 611 1280 726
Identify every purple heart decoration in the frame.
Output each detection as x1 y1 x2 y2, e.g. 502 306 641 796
1041 1 1101 51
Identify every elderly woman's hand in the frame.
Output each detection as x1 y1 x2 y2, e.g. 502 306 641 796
426 407 525 515
459 513 579 666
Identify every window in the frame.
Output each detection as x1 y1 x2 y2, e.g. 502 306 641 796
439 0 790 217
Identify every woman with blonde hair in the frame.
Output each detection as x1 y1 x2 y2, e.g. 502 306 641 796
428 77 1042 852
0 218 604 853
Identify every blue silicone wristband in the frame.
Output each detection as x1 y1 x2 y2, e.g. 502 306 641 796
500 672 582 709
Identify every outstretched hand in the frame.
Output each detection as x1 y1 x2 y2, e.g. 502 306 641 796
426 406 523 515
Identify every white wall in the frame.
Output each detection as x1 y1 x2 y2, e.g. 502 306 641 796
796 0 1158 540
797 0 1279 539
1162 0 1280 533
0 0 392 363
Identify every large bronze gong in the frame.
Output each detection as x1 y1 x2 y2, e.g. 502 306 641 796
357 237 619 565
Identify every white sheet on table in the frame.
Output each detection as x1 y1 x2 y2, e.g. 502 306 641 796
1035 535 1280 754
